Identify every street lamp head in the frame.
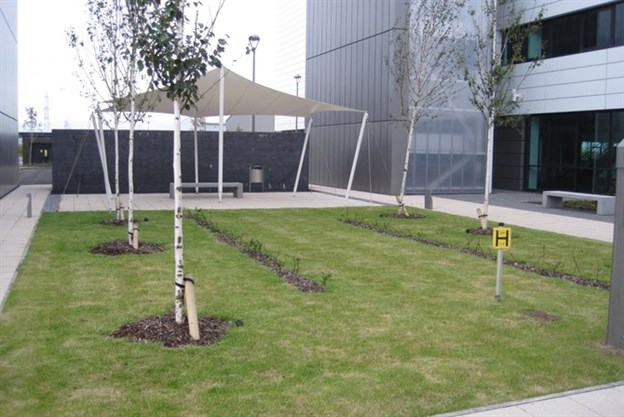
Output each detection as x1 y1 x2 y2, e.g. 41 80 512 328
294 74 301 81
248 34 260 51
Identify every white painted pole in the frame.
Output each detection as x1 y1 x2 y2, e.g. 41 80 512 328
218 65 224 203
292 118 313 196
345 112 369 200
194 121 199 194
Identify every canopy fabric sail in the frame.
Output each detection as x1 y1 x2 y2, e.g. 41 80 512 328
100 66 368 201
112 66 361 118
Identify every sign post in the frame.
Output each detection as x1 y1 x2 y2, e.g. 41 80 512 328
607 140 624 349
492 223 512 301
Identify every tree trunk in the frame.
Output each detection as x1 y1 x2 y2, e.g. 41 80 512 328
173 100 185 324
127 80 136 245
114 118 122 221
482 117 495 229
482 0 498 230
396 112 416 217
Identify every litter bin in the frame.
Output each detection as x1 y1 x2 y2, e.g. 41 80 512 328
249 165 264 191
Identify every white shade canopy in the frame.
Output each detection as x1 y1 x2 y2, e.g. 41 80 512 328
115 66 363 118
98 66 368 203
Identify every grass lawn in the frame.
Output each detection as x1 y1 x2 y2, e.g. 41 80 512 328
0 206 622 416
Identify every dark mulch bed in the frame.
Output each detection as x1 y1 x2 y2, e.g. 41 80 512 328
90 241 165 256
523 310 560 322
379 213 425 220
466 227 492 235
111 315 230 348
189 214 324 293
100 219 126 226
343 219 608 290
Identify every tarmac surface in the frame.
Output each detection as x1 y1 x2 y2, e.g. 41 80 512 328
0 168 622 416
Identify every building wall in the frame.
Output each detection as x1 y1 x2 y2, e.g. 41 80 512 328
306 0 406 195
0 1 19 198
498 0 624 193
51 130 308 194
306 0 487 195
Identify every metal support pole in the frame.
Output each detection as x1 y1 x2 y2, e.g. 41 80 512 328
251 51 256 132
607 139 624 349
293 118 313 196
495 249 503 302
345 112 369 200
27 193 32 218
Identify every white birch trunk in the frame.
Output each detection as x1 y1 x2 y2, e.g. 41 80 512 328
114 116 122 221
173 8 185 324
482 0 498 229
173 97 185 324
483 116 495 226
127 72 136 245
397 110 416 216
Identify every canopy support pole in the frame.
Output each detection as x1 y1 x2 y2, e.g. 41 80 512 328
91 112 113 210
218 65 225 202
345 112 369 200
194 120 199 194
292 118 314 196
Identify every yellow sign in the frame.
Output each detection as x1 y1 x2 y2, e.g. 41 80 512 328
492 227 512 250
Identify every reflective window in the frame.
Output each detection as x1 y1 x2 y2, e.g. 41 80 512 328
616 3 624 45
525 111 623 194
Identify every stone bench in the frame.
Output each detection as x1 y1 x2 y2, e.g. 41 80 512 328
542 190 615 215
169 182 244 199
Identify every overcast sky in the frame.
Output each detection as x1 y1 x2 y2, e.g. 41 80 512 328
18 0 288 130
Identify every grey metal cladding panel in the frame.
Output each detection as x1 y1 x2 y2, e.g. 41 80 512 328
0 21 17 118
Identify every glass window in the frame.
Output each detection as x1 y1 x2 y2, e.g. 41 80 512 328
616 3 624 46
582 8 611 50
582 10 599 49
526 29 542 59
550 15 581 57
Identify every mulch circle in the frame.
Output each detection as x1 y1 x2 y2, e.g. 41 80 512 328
466 227 492 235
379 213 425 219
100 219 126 226
111 315 231 348
89 241 165 256
523 310 560 322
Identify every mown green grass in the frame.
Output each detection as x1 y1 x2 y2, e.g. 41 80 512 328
0 206 622 417
338 206 613 283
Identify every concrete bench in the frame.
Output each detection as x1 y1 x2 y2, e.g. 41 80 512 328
169 182 244 199
542 190 615 215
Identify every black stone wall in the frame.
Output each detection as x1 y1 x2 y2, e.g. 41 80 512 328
52 129 308 194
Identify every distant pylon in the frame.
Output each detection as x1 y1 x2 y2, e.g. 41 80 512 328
43 93 50 132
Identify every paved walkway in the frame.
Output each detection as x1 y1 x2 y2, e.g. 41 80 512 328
0 184 622 416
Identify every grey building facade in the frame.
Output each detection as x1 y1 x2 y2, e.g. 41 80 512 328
305 0 486 195
306 0 624 196
0 1 19 198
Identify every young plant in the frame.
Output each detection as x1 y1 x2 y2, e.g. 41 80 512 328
463 0 543 228
390 0 466 216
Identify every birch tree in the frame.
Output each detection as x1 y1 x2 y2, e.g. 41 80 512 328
463 0 543 229
22 107 40 165
134 0 226 324
391 0 465 217
68 1 127 221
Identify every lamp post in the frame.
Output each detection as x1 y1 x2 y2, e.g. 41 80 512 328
247 34 260 132
294 74 301 130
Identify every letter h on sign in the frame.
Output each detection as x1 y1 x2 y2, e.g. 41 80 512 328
492 227 512 250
